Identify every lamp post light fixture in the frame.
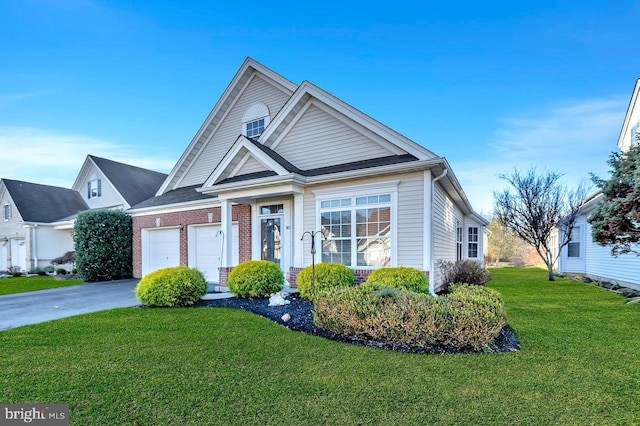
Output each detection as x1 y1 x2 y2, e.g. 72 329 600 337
300 230 326 296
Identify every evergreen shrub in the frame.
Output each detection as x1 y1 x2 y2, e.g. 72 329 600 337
297 263 355 300
313 284 506 350
363 267 428 293
227 260 284 298
74 210 132 282
135 266 208 307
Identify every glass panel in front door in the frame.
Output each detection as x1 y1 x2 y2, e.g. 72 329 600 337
261 217 282 267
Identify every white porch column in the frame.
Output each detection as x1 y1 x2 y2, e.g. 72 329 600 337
220 199 233 267
293 193 304 267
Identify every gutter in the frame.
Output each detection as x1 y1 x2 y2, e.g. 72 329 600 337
429 169 448 296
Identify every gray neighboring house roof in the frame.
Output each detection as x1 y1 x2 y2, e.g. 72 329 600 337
2 179 89 223
129 184 218 209
88 155 168 207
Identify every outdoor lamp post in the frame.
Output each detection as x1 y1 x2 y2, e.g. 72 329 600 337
300 230 326 296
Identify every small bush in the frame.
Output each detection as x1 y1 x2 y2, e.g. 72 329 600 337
363 267 428 293
12 271 22 277
136 267 208 307
437 259 491 294
297 263 355 300
227 261 284 298
56 268 67 276
313 285 506 350
44 265 55 274
51 251 75 266
29 267 47 276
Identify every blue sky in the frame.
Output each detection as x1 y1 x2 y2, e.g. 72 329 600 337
1 0 639 214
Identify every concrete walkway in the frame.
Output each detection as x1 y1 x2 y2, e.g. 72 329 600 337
0 279 141 331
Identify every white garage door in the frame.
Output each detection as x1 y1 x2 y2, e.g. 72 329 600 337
142 228 180 276
188 224 239 282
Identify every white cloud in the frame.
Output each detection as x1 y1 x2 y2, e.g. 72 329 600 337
0 126 175 188
453 97 627 215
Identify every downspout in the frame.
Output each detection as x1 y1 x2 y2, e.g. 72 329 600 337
32 224 38 269
429 168 448 296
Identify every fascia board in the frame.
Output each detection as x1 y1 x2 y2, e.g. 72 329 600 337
70 156 94 192
202 137 290 188
200 174 305 194
618 79 640 151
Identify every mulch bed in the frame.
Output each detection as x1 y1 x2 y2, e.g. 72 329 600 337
194 294 520 355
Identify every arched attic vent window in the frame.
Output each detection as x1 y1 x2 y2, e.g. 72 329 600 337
242 102 270 138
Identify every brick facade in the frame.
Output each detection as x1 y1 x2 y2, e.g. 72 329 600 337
132 204 251 279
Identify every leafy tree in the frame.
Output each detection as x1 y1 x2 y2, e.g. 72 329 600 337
493 168 587 281
74 210 132 281
589 142 640 255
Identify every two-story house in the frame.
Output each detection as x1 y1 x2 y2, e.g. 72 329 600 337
0 155 167 272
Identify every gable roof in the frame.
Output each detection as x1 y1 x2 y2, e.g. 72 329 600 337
259 80 437 161
129 184 217 210
73 155 168 208
157 57 298 195
1 179 88 223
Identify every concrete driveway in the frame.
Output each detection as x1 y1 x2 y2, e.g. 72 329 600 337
0 279 140 331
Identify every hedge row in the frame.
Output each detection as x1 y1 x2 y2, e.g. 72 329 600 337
313 284 506 350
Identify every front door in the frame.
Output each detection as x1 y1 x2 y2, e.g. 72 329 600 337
259 204 284 267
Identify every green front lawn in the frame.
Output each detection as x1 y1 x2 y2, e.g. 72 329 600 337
0 276 84 295
1 268 638 425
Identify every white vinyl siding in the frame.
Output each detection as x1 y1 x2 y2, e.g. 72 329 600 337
301 173 423 269
274 103 400 170
232 155 269 177
33 226 75 268
179 75 290 187
432 182 463 288
396 172 424 268
583 220 640 289
81 169 125 210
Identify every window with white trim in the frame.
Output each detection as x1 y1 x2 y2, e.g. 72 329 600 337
320 194 392 267
468 226 479 258
246 118 265 138
2 203 11 221
242 102 270 138
456 219 463 261
567 226 580 258
88 179 101 199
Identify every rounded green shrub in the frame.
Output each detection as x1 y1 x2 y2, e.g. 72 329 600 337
227 260 284 298
297 263 355 300
363 267 428 293
136 266 208 307
313 284 506 351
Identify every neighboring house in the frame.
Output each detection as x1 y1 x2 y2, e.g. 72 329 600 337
128 58 488 292
72 155 168 211
0 155 167 272
0 179 88 272
557 79 640 290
